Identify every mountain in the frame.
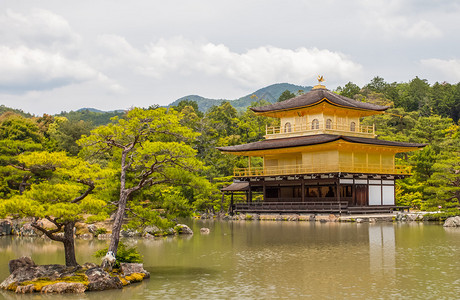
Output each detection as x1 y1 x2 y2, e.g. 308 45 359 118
0 105 34 118
169 83 312 112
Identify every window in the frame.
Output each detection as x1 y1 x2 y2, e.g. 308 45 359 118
311 119 319 130
284 122 292 133
350 122 356 132
326 119 332 129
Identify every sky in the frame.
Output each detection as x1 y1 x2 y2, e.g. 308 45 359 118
1 0 460 115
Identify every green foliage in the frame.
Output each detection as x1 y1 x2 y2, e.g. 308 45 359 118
56 109 125 127
277 90 296 102
422 209 460 221
95 242 142 268
93 228 107 236
0 151 108 222
0 105 33 118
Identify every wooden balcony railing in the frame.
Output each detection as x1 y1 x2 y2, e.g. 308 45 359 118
266 121 375 139
233 163 411 177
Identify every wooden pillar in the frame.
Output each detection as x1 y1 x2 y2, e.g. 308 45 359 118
248 183 253 203
221 192 225 213
337 178 342 215
263 180 266 202
230 192 234 216
301 177 305 203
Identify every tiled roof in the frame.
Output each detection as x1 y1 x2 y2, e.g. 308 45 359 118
251 87 389 113
217 134 426 152
221 182 249 191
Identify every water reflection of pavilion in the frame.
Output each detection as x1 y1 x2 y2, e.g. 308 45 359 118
369 224 395 277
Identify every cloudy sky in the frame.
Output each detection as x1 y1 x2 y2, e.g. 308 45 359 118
1 0 460 115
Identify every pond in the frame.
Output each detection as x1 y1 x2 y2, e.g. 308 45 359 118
1 220 459 299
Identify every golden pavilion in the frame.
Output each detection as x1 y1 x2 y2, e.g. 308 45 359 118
218 79 425 214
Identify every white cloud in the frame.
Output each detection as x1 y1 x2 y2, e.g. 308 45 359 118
98 36 362 88
420 58 460 81
359 0 443 39
376 17 442 39
0 9 122 94
0 46 107 92
0 9 81 50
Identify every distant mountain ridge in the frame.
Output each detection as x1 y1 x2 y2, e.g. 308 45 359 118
169 83 312 112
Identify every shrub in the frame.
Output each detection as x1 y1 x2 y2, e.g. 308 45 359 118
423 209 460 221
93 228 107 237
94 242 142 268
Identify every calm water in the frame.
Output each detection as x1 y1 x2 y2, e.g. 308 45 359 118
0 221 459 299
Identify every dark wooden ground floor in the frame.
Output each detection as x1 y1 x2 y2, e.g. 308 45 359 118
223 173 408 214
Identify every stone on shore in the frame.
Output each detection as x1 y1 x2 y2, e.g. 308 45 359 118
443 216 460 227
176 224 193 234
85 267 122 291
41 282 86 293
200 228 210 234
8 256 35 274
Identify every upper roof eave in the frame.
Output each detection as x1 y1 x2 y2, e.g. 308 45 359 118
217 134 426 153
250 87 389 114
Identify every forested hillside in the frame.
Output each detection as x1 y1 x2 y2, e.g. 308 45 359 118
0 76 459 219
170 83 311 112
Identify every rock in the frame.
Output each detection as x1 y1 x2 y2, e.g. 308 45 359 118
87 224 98 234
81 262 98 269
78 233 93 239
200 228 210 234
369 218 376 223
443 216 460 227
85 267 122 291
328 214 338 222
0 220 12 236
406 214 418 221
356 218 364 223
143 233 155 239
97 233 112 239
121 229 138 237
15 284 35 293
8 256 36 274
143 225 160 235
120 263 150 278
0 264 73 290
176 224 193 234
18 223 36 236
41 282 86 293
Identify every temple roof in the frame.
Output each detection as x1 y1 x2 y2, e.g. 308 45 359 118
251 87 389 113
217 134 426 153
221 182 249 192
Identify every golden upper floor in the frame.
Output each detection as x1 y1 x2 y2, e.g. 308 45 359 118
252 86 387 139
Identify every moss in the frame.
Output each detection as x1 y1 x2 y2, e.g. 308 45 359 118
124 273 145 283
17 274 89 292
119 277 130 286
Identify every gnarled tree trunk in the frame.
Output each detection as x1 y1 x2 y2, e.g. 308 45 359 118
63 222 78 267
